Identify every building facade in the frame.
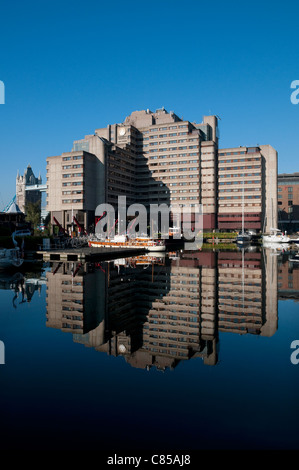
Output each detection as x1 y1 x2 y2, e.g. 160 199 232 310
218 145 278 232
278 172 299 232
46 108 277 234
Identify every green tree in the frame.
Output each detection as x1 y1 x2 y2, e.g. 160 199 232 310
25 201 41 231
43 211 51 236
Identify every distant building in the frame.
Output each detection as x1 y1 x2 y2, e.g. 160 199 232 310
278 172 299 232
0 200 27 233
16 165 42 214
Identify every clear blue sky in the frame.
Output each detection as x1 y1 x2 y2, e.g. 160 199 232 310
0 0 299 209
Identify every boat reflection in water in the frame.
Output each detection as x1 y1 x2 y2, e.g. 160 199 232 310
44 246 283 372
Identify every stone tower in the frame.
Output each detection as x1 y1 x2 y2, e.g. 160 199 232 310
16 165 42 213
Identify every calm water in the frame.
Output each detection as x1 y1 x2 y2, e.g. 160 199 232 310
0 246 298 451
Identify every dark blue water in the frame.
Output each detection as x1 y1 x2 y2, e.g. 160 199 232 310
0 248 298 451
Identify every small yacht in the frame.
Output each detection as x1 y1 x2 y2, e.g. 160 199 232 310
262 228 291 244
89 234 166 252
236 231 252 245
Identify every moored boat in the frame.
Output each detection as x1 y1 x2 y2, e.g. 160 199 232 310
0 247 24 269
88 234 166 252
0 229 29 269
262 228 291 243
236 231 252 245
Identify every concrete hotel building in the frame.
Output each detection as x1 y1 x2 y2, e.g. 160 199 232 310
46 108 277 233
218 145 277 232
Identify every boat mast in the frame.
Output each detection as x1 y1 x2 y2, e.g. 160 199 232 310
242 179 244 234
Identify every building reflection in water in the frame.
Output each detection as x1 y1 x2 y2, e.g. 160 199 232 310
45 247 282 371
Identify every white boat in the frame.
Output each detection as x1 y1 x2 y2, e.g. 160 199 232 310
0 229 30 269
263 242 291 254
0 247 24 268
262 228 291 244
89 234 166 252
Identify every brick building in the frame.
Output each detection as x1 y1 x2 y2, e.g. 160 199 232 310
278 172 299 232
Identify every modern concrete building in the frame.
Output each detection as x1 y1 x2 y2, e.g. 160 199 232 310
278 172 299 232
46 108 219 233
94 108 219 229
46 150 102 233
46 108 277 233
47 138 137 234
218 145 278 233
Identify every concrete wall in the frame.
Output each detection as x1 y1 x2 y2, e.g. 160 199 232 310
260 145 278 232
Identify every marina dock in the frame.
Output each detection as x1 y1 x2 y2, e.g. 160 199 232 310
35 246 147 262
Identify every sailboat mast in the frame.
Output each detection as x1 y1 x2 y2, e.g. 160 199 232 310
242 179 244 234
